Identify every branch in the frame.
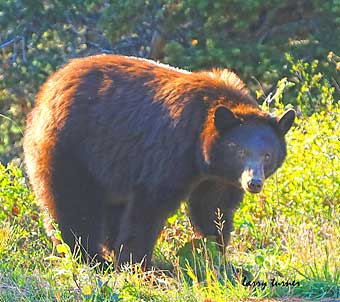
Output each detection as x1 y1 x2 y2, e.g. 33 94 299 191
0 36 22 49
0 35 26 63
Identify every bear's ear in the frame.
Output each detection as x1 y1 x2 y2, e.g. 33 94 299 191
214 106 240 132
277 109 296 135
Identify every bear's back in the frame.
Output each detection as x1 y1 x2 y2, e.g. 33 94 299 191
24 55 260 192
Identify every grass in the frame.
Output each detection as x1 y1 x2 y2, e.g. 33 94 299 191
0 103 339 301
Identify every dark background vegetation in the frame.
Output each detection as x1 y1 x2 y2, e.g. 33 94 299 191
0 0 339 162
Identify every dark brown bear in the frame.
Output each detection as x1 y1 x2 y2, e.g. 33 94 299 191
23 55 295 265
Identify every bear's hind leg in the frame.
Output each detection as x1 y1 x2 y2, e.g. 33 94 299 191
51 150 106 262
114 188 180 267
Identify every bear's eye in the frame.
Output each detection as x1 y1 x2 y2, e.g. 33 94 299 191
264 153 271 161
238 149 247 158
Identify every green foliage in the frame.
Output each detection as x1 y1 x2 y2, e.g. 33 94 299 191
151 0 340 82
281 53 338 113
0 163 50 269
0 1 101 162
0 163 56 300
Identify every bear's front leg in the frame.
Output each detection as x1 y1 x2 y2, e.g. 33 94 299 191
114 188 180 267
188 180 244 246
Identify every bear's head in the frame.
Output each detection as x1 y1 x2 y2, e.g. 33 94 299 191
201 106 295 193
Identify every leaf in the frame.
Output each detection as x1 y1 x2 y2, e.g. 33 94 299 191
255 255 265 267
56 243 69 255
11 206 19 216
167 213 177 224
82 284 92 296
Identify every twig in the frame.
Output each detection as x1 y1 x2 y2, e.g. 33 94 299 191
0 35 26 63
251 76 267 99
0 113 24 136
21 37 26 62
0 36 22 49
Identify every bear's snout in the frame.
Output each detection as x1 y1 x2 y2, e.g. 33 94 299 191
240 163 264 194
246 178 263 193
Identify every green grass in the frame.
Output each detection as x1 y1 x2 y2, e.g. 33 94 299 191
0 103 339 301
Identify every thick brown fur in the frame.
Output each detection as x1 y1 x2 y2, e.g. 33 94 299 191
24 55 290 266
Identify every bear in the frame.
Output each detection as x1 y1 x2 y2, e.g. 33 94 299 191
23 54 295 266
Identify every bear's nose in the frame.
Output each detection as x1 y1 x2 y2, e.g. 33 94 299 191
247 179 263 193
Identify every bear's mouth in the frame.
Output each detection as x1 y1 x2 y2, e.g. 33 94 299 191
243 184 262 194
